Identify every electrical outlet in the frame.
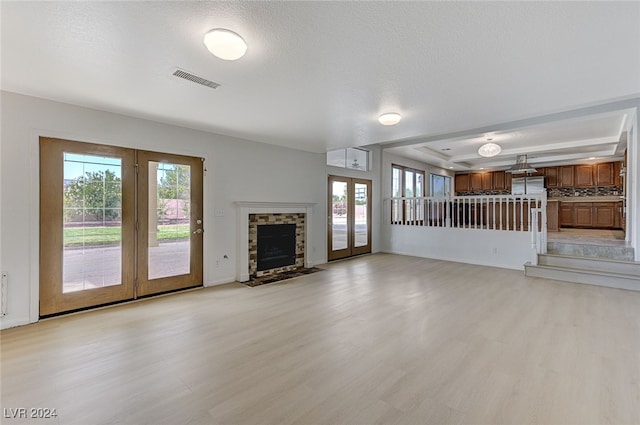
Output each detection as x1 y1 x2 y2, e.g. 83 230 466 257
492 247 498 254
216 260 220 268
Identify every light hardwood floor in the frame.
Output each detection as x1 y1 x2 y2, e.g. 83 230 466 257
2 253 640 425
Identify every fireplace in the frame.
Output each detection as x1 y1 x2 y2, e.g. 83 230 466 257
236 202 315 282
257 224 297 271
249 213 304 278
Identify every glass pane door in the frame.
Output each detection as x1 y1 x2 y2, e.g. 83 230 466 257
40 138 204 316
328 176 371 260
329 177 350 260
136 151 203 297
353 182 368 248
40 138 135 316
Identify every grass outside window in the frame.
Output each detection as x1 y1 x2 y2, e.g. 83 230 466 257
64 224 190 247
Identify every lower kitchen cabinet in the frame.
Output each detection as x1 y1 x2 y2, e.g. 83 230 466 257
546 201 559 232
574 203 593 227
559 201 620 229
593 203 616 227
560 204 574 227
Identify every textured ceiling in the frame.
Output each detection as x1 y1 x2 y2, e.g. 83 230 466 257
1 1 639 161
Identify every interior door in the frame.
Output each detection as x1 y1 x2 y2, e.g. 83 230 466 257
136 151 204 297
40 138 136 316
328 176 371 261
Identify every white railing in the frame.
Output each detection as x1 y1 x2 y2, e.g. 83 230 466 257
386 194 547 254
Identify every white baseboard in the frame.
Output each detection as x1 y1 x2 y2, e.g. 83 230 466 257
381 249 524 271
0 316 31 330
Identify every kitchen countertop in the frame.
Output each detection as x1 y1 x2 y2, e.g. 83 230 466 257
550 196 623 203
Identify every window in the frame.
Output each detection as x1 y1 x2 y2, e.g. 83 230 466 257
430 174 451 198
391 165 425 224
327 147 370 171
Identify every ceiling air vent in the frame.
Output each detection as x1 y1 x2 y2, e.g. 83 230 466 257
172 69 220 89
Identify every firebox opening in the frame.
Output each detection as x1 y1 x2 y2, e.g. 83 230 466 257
257 224 297 272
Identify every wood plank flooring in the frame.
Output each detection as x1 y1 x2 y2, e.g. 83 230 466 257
2 253 640 424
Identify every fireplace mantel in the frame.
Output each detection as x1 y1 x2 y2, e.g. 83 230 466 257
236 202 315 282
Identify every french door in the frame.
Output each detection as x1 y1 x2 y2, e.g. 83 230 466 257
328 176 372 261
40 138 203 316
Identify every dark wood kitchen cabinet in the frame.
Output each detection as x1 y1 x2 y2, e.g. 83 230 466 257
544 167 559 188
559 201 620 229
574 202 593 227
482 173 493 190
546 201 559 232
593 202 616 227
560 166 574 187
595 162 615 186
493 171 506 190
614 161 623 185
560 203 574 227
574 165 594 187
470 173 483 191
455 174 470 193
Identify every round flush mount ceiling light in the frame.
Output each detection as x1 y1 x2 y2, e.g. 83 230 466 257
478 142 502 157
378 113 402 126
204 29 247 61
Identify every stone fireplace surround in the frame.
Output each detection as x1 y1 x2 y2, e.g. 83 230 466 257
236 202 315 282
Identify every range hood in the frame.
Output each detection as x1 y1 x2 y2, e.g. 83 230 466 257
506 155 537 174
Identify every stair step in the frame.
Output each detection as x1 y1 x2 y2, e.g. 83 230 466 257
538 254 640 275
525 262 640 292
546 241 634 261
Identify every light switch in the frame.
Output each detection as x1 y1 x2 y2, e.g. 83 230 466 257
215 209 224 217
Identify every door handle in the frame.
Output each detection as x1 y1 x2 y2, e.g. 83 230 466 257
193 228 204 235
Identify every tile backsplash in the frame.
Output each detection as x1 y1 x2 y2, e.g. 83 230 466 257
456 186 622 197
547 186 623 198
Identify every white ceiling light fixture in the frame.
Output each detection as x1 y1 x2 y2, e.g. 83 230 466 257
477 142 502 157
378 112 402 126
204 28 247 61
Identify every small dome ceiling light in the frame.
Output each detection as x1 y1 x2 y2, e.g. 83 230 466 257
378 113 402 126
478 142 502 157
204 28 247 61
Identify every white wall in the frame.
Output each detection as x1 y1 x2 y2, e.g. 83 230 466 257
0 91 329 329
385 226 534 270
625 110 639 260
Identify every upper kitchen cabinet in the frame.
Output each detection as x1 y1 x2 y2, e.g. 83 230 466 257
560 165 574 187
595 162 615 186
614 161 623 185
544 167 559 188
493 171 506 190
470 173 483 191
454 173 470 193
574 164 594 187
481 173 493 190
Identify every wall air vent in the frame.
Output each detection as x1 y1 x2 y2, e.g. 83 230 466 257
172 69 220 89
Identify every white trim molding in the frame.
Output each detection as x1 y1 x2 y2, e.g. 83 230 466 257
235 202 315 282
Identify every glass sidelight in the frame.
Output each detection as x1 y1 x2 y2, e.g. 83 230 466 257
40 138 203 316
328 176 372 261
